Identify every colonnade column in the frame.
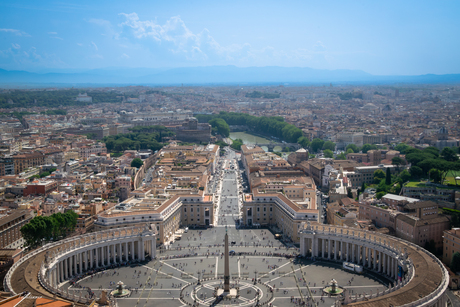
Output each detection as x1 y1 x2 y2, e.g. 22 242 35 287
340 241 344 261
321 239 325 258
60 261 64 282
373 249 377 270
351 244 355 263
119 243 123 262
395 258 399 280
334 240 338 261
378 251 382 272
95 247 99 268
125 242 128 260
131 242 135 260
328 240 332 260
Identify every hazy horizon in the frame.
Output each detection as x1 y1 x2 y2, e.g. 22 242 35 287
0 0 459 76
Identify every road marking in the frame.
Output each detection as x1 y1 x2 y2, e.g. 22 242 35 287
238 258 241 278
215 257 218 278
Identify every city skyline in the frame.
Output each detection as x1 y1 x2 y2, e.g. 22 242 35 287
0 0 459 76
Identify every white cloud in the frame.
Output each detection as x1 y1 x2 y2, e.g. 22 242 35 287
121 53 130 59
0 28 30 37
118 13 254 62
48 31 58 35
11 43 21 49
88 18 119 39
91 41 98 51
51 36 63 40
77 43 83 46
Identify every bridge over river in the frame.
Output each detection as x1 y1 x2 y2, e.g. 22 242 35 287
255 142 301 152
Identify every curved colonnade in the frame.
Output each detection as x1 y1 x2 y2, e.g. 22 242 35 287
4 225 156 304
298 223 449 307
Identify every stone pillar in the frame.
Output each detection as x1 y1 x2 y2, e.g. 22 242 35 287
151 238 156 258
378 251 382 272
78 252 82 274
328 239 331 259
131 242 135 260
141 239 145 261
368 248 372 269
84 251 88 271
334 240 338 261
64 258 68 280
362 246 366 266
60 261 64 283
373 249 377 270
395 259 399 280
352 244 355 263
119 243 123 263
321 239 325 258
125 242 128 260
95 247 99 268
69 255 73 277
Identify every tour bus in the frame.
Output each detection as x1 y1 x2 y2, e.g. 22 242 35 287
343 262 363 274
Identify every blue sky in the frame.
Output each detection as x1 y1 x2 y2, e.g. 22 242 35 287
0 0 459 75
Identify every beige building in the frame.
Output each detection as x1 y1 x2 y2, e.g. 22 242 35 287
443 228 460 267
94 192 214 245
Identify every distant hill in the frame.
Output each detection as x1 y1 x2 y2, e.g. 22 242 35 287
0 66 459 86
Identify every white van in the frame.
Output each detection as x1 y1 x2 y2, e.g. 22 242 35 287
184 227 189 233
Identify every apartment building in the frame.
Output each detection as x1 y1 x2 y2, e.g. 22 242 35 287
443 228 460 267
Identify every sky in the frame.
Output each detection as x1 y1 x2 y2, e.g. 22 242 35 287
0 0 459 75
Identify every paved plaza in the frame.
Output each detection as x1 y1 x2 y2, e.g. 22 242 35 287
60 153 391 306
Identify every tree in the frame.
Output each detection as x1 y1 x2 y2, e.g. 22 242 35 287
429 168 442 183
451 252 460 273
385 167 392 185
441 147 459 162
346 148 354 154
347 188 353 198
409 165 423 178
131 158 144 168
335 152 347 160
395 143 411 154
231 139 243 150
323 149 333 158
345 144 359 153
361 143 378 153
376 191 386 199
310 138 325 153
361 182 366 193
399 169 411 183
282 147 290 152
373 169 386 184
391 157 404 167
297 136 310 149
209 118 230 137
39 171 50 178
322 141 336 151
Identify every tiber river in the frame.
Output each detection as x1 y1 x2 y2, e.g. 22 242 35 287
229 131 283 152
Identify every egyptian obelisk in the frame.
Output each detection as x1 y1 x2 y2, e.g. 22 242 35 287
224 227 230 292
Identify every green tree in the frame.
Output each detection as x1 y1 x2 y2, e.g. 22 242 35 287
399 169 411 183
441 147 459 162
297 136 310 149
345 144 359 153
451 252 460 273
347 188 353 198
282 147 290 152
39 171 50 178
231 139 243 150
131 158 144 168
395 143 410 154
409 165 423 178
323 149 333 158
335 152 347 160
361 143 378 153
385 167 392 185
310 138 325 153
376 191 386 199
429 168 442 183
209 118 230 137
322 141 336 151
346 148 354 154
361 182 366 193
373 169 386 184
391 156 404 167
